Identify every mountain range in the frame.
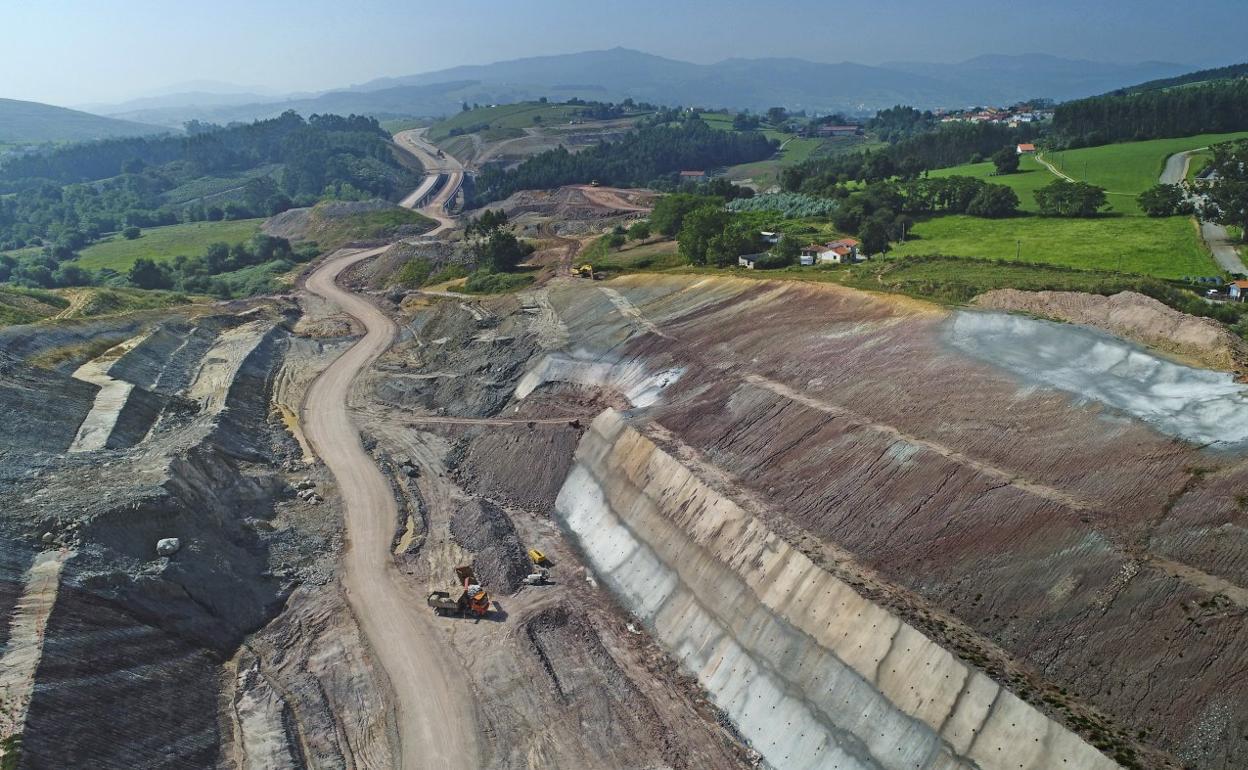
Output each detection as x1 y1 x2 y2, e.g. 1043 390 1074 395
20 49 1200 136
0 98 165 143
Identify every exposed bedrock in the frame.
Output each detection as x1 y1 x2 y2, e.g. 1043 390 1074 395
539 274 1248 766
1 311 308 768
557 410 1115 770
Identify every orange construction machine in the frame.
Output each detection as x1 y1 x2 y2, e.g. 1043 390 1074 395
427 566 490 618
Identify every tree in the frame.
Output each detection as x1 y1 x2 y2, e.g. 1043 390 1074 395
467 209 509 237
732 112 761 131
53 262 93 287
859 219 891 256
122 225 141 240
1138 183 1190 217
1199 139 1248 241
991 146 1020 174
676 205 731 265
473 231 531 273
1034 179 1109 217
128 258 172 289
652 194 720 237
627 221 651 241
707 221 762 267
773 235 801 265
966 185 1021 218
767 107 788 126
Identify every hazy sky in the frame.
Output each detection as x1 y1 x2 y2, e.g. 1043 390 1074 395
2 0 1243 106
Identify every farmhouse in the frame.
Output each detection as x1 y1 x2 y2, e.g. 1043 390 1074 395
1016 143 1037 154
679 170 707 183
738 253 766 269
813 125 863 138
801 238 861 265
1228 279 1248 300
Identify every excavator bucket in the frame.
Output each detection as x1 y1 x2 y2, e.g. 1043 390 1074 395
454 565 476 584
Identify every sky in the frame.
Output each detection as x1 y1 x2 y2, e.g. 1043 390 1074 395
1 0 1243 107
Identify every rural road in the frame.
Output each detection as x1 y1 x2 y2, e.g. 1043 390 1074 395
395 129 464 234
302 246 481 770
1161 149 1246 275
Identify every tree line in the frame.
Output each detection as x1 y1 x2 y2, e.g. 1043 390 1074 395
781 121 1036 194
470 119 776 204
1053 79 1248 146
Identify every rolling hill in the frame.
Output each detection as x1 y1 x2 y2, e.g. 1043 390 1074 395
0 98 165 142
86 48 1199 127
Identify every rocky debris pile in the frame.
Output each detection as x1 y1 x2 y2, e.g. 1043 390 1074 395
972 289 1248 375
294 478 323 504
448 499 529 594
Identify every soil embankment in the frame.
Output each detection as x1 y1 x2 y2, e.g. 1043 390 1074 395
974 288 1248 375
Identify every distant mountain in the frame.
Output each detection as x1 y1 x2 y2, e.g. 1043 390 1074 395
881 53 1191 104
0 98 166 142
79 48 1201 128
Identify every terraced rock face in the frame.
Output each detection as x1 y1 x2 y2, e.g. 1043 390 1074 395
0 309 327 768
536 275 1248 768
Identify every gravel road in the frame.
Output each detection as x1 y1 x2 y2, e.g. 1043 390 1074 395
1161 148 1246 275
302 246 481 770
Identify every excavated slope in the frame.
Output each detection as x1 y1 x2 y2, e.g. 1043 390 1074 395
535 274 1248 767
557 409 1115 770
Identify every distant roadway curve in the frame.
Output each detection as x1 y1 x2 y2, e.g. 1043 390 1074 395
395 128 464 234
303 247 481 770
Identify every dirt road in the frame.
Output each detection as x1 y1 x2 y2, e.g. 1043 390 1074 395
1161 149 1246 275
302 247 481 770
394 129 464 234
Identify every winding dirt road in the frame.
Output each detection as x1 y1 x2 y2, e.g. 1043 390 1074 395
302 246 480 770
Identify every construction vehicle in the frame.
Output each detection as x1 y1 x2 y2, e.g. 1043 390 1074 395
427 565 491 618
589 180 601 187
571 264 603 280
528 548 548 566
523 567 551 586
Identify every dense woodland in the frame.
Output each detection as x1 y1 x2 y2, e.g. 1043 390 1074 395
781 121 1034 194
470 119 775 204
1053 79 1248 145
0 112 420 250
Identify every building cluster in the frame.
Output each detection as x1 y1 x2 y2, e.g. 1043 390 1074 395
936 104 1053 128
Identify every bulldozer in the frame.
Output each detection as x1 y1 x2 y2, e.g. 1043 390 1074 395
427 565 491 618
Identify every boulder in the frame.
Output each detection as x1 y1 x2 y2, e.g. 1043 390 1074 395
156 537 181 557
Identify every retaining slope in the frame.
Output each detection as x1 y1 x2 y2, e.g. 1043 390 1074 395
555 409 1117 770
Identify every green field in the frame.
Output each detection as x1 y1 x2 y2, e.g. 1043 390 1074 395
928 155 1054 213
75 219 265 271
889 214 1216 279
428 103 599 142
1039 131 1248 213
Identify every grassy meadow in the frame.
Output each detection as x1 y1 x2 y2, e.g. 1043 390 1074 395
75 219 265 271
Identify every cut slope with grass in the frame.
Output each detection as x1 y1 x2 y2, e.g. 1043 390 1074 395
428 103 595 142
75 219 265 271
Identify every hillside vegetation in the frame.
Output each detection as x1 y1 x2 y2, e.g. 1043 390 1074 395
75 219 265 271
0 98 163 143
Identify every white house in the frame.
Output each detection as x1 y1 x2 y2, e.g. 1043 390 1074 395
1229 280 1248 300
801 238 861 265
738 253 766 269
760 231 782 245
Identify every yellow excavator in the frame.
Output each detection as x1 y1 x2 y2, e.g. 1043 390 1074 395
571 263 602 280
